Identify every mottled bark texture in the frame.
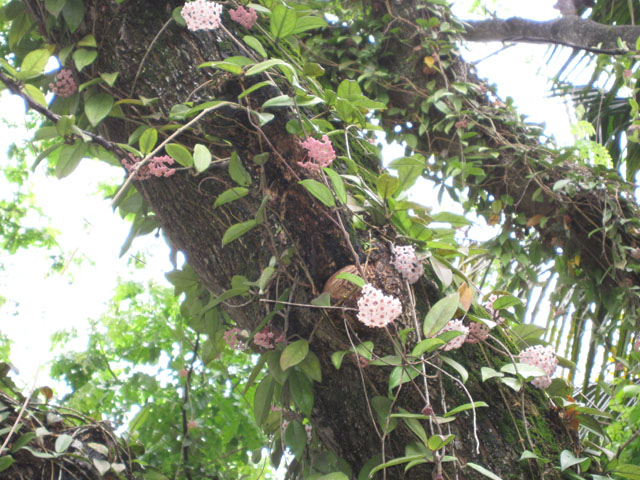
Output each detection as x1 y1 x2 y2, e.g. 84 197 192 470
24 0 578 478
462 16 640 54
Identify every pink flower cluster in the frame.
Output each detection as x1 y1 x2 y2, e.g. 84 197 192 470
357 284 402 328
486 294 505 325
181 0 223 31
298 135 336 171
229 6 257 29
223 327 247 350
439 319 468 351
466 321 490 344
634 336 640 352
122 154 176 180
49 69 77 97
519 345 558 389
392 245 424 284
253 326 285 349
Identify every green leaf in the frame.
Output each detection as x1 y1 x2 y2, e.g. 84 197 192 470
481 367 504 382
560 450 588 471
292 15 327 35
368 455 426 477
165 143 193 167
427 434 454 451
317 474 348 480
443 401 488 418
253 375 274 426
72 48 97 71
299 351 322 382
311 292 331 307
138 128 157 155
492 295 522 310
62 0 84 32
243 35 267 58
246 59 294 78
440 355 468 383
262 95 294 108
337 79 362 99
283 420 306 458
84 92 113 127
77 33 96 47
335 272 365 287
377 173 399 199
519 450 548 462
238 80 274 100
222 220 257 247
371 396 398 434
193 144 212 173
422 293 459 338
331 350 347 370
19 48 51 79
289 370 314 416
323 168 346 204
270 5 297 40
229 151 252 186
56 141 87 179
214 187 249 208
99 72 118 86
45 0 67 17
608 464 640 480
500 363 546 378
411 338 445 356
0 455 15 472
280 339 309 371
22 84 47 108
10 432 35 453
299 179 335 207
55 434 73 453
465 462 503 480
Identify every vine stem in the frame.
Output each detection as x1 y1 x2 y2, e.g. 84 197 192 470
111 101 234 207
0 369 38 456
426 360 481 454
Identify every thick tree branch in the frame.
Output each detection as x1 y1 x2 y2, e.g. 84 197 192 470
462 16 640 55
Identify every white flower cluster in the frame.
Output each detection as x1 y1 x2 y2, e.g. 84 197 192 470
466 321 490 344
392 245 424 284
181 0 223 31
305 424 312 443
440 319 468 351
357 284 402 328
519 345 558 389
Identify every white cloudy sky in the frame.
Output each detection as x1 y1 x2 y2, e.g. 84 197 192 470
0 0 585 389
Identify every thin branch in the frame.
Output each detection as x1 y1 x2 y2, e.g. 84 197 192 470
462 16 640 55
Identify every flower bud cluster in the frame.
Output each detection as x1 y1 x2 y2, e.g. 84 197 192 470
122 154 176 180
49 69 77 97
253 326 285 349
466 321 490 344
518 345 558 389
440 319 469 351
357 284 402 328
486 294 505 325
392 245 424 284
181 0 223 31
298 135 336 171
305 424 312 443
223 327 247 350
229 6 257 29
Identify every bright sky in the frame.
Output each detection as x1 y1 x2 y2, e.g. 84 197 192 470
0 0 587 390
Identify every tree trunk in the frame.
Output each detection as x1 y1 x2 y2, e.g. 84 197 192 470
21 0 583 478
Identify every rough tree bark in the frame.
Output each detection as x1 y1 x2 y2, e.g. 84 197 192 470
19 0 597 478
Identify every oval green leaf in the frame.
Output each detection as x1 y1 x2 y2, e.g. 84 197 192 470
280 339 309 371
84 92 114 127
423 292 459 338
299 179 335 207
165 143 193 167
193 144 211 173
222 219 257 247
